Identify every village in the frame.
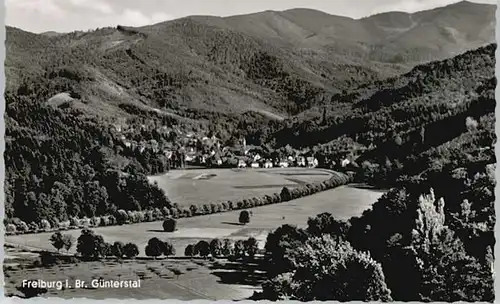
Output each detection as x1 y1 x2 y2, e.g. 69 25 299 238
112 122 358 172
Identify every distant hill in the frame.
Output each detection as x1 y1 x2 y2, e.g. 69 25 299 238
5 1 495 125
268 43 496 184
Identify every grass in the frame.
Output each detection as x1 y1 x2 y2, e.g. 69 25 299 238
5 184 384 258
4 258 243 300
148 167 336 207
5 180 381 301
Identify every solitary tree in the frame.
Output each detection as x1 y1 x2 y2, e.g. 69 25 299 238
239 210 250 225
162 218 177 232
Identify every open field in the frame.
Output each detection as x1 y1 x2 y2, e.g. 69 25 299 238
5 184 384 300
6 185 384 257
148 168 336 207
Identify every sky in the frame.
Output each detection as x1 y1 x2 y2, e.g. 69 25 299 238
5 0 497 33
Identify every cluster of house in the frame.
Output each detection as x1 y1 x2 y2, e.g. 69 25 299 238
235 154 319 169
112 123 356 171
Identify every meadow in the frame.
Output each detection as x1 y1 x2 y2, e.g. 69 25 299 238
5 180 384 300
5 184 384 257
147 168 336 207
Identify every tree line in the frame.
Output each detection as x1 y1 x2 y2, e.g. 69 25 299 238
6 172 352 236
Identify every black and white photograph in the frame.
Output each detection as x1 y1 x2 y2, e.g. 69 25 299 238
2 0 497 301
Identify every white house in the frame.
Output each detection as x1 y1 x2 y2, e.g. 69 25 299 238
297 156 306 167
279 160 289 168
185 153 195 162
264 161 273 168
238 160 247 168
307 157 318 168
254 154 262 162
251 162 260 168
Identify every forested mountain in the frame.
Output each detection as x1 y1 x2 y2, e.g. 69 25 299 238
4 1 495 234
5 1 494 121
4 2 496 301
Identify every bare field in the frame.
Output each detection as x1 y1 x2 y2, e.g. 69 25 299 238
147 168 336 207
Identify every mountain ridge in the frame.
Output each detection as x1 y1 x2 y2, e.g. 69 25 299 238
5 1 495 127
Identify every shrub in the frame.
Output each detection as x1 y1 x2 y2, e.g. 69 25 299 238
6 223 17 234
153 208 163 220
58 221 70 230
100 216 110 227
182 208 192 218
128 211 137 223
90 217 100 227
170 208 180 219
115 210 128 225
28 222 39 232
49 218 60 230
162 206 171 216
145 210 154 222
69 216 80 227
16 221 29 233
136 211 145 223
108 215 117 225
80 217 91 227
189 205 199 216
40 220 51 231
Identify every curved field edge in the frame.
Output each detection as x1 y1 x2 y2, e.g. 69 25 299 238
5 185 383 257
5 168 350 236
